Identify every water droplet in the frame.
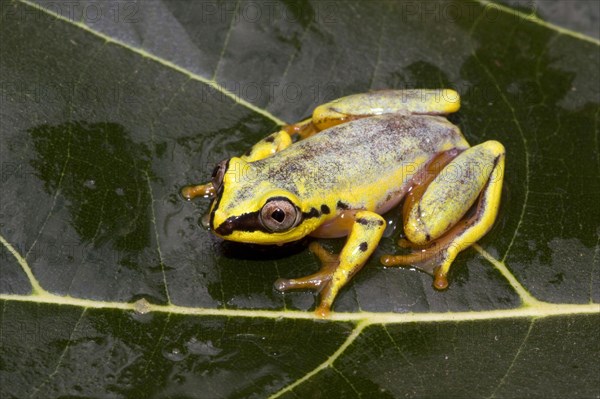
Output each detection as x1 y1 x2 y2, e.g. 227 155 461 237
133 298 151 315
83 179 96 189
162 346 187 362
115 187 125 196
186 338 222 357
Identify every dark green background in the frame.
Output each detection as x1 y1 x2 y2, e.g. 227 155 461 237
1 0 598 397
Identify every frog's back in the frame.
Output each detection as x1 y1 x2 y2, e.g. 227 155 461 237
253 114 469 211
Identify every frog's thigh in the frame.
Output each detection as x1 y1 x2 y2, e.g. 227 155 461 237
385 141 505 288
405 141 504 244
240 130 293 162
316 211 386 317
312 89 461 131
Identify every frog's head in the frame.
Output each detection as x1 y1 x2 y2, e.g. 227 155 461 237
208 157 319 244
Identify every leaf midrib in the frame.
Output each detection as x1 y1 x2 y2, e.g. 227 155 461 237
0 291 598 323
3 224 598 322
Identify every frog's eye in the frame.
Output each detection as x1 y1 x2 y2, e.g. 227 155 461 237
260 197 300 233
211 159 228 192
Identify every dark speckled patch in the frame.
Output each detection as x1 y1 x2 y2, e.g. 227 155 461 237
337 200 349 210
302 207 320 219
356 217 384 227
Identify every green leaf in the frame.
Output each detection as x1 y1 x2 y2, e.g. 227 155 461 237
1 0 598 397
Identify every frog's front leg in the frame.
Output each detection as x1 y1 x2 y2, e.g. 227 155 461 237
240 129 293 162
381 141 505 289
274 211 386 318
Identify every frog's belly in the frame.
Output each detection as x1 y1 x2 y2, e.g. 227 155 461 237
309 163 419 238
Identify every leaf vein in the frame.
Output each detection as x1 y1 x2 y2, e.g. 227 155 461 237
486 318 535 399
212 0 240 81
16 0 286 126
0 234 47 295
473 245 540 306
268 321 368 398
145 171 171 304
474 0 600 45
29 308 87 398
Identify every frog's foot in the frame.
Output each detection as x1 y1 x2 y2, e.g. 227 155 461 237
381 239 452 289
382 140 505 290
387 236 451 288
181 182 215 200
311 89 460 132
274 242 340 317
274 242 339 292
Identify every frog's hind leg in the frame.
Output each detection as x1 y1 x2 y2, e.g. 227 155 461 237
273 242 340 293
311 89 461 132
381 141 505 289
281 117 322 140
282 88 463 141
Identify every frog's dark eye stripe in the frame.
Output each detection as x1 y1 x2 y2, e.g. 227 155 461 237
214 196 323 236
215 197 303 236
208 160 228 231
208 184 224 231
211 159 229 192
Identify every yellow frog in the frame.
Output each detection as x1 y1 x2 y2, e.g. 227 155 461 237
182 89 505 317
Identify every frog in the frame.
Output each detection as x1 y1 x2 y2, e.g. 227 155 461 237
182 89 505 318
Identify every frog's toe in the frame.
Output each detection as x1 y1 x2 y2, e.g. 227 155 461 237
433 267 449 290
380 249 440 274
314 303 332 319
180 182 215 200
273 246 339 293
381 242 456 290
273 275 328 292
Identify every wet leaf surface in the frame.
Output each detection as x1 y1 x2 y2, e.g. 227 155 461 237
1 0 598 397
